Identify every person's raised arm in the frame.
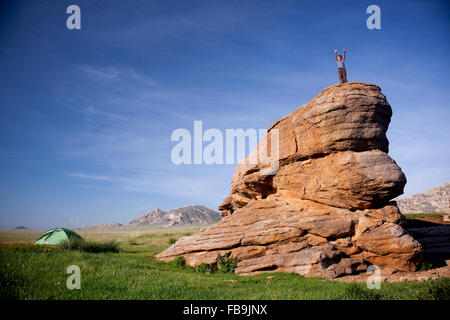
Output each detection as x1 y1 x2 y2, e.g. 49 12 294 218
334 49 338 61
343 48 346 61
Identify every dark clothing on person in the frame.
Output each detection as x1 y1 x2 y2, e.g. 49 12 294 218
335 50 347 83
338 67 347 83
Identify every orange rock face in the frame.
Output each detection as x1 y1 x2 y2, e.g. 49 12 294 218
156 82 423 278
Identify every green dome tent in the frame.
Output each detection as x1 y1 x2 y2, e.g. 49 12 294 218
33 228 84 245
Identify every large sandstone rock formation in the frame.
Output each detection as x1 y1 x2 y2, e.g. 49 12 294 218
156 82 424 278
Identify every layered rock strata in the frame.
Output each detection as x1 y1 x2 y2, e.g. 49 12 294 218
157 82 424 278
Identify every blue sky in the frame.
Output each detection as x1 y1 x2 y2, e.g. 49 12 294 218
0 0 449 229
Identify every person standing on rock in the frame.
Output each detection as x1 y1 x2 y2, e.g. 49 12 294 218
334 48 347 83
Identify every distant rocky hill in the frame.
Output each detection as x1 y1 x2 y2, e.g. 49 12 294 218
84 222 122 230
396 182 450 214
125 208 166 227
125 205 221 227
84 205 221 229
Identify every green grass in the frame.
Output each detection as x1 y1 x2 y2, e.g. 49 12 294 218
60 239 120 253
403 213 444 219
404 213 447 228
0 227 449 300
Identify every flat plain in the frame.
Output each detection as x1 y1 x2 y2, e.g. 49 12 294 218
1 218 449 300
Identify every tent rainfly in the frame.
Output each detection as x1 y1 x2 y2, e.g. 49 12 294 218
33 228 84 245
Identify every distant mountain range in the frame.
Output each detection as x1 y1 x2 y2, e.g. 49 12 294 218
84 222 122 230
396 182 450 214
82 183 450 230
85 205 221 229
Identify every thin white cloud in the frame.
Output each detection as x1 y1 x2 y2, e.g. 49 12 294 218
67 170 226 198
68 172 114 181
79 65 157 87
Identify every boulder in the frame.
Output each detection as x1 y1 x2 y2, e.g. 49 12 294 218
156 82 423 278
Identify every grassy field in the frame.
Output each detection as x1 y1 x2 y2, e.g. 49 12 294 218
1 224 449 300
403 213 445 220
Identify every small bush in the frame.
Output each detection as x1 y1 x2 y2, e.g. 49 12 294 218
168 238 177 245
60 239 120 253
170 256 186 268
59 238 83 251
217 254 238 274
195 263 217 274
82 241 120 253
419 278 450 300
420 261 433 271
191 254 238 274
127 238 138 245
